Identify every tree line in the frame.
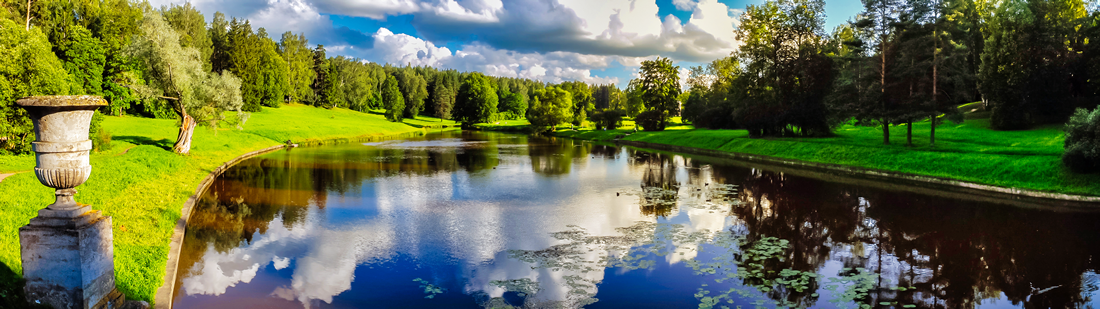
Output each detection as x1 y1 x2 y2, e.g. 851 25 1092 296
0 0 596 154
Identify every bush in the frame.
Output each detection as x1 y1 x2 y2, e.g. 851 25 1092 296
89 111 112 152
1063 107 1100 172
636 110 667 131
591 110 624 130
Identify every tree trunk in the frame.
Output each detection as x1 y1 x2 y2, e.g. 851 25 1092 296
931 23 938 147
25 0 32 30
883 118 890 145
173 112 196 154
906 121 912 147
881 33 889 145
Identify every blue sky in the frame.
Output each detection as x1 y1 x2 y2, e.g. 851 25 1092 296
155 0 865 88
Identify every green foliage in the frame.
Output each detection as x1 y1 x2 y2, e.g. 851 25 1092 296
637 57 681 130
432 84 454 120
527 86 573 131
382 74 404 122
635 110 667 131
213 19 289 111
278 32 315 104
331 56 374 112
395 69 427 118
322 59 343 109
454 72 498 126
1062 107 1100 172
558 81 593 125
0 18 75 154
126 8 245 151
59 24 106 95
163 3 212 72
591 109 623 130
413 278 447 299
89 111 112 152
499 91 527 120
980 0 1086 130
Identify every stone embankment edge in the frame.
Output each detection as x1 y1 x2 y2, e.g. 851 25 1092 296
152 130 429 309
606 139 1100 208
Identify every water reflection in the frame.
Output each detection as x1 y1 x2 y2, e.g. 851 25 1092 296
174 131 1100 309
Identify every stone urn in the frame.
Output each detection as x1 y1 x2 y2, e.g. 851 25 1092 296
17 95 105 212
15 96 142 309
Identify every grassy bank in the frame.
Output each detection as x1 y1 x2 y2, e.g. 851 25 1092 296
480 118 1100 196
0 104 440 304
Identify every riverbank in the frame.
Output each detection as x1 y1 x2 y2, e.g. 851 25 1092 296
478 118 1100 197
0 104 455 305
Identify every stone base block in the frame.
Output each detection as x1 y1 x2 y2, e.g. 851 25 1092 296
20 206 117 309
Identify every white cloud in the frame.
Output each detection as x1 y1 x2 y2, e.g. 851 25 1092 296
313 0 422 19
144 0 744 85
369 27 619 84
369 28 453 67
673 0 698 11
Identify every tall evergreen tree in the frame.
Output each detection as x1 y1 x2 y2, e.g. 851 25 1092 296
382 74 404 122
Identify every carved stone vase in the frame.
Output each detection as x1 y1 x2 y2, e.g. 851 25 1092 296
16 96 140 309
19 96 102 212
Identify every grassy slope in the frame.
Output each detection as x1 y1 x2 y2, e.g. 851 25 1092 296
490 118 1100 196
0 104 429 303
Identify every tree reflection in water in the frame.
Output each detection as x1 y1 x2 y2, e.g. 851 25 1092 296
174 132 1100 309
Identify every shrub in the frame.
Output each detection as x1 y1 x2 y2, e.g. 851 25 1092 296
1063 107 1100 172
636 110 666 131
89 111 112 152
591 110 624 130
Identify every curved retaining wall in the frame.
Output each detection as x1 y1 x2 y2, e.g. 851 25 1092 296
153 131 428 309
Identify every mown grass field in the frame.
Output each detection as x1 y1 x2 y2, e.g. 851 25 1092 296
0 104 434 304
485 117 1100 196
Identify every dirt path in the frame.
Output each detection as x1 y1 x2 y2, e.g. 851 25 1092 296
0 172 19 184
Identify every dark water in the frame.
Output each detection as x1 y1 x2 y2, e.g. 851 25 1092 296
172 131 1100 309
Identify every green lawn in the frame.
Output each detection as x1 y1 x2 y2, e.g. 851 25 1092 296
488 117 1100 196
0 104 431 304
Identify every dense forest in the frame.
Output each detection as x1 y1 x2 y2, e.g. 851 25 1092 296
4 0 1100 169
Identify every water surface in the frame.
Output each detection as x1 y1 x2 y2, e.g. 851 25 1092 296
173 131 1100 308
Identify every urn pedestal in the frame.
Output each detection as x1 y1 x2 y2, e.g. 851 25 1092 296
15 96 144 309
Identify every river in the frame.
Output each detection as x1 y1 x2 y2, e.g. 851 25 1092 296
171 131 1100 308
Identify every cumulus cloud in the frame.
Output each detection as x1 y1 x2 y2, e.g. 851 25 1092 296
367 27 621 84
143 0 743 85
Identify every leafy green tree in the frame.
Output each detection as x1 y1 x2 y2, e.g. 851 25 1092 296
332 56 373 111
980 0 1086 130
454 72 498 127
257 30 289 108
527 86 573 131
126 9 244 154
278 31 315 104
500 91 527 119
310 45 341 108
163 2 212 71
323 59 343 108
0 18 75 154
59 24 106 96
624 79 646 117
733 0 834 137
637 57 681 130
214 19 288 111
382 74 404 122
431 79 455 120
559 81 593 125
95 0 145 116
396 69 428 118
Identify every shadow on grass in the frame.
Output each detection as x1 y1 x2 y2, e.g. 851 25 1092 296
0 261 50 309
114 136 173 151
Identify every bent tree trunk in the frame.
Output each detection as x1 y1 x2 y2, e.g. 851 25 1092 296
173 112 196 154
